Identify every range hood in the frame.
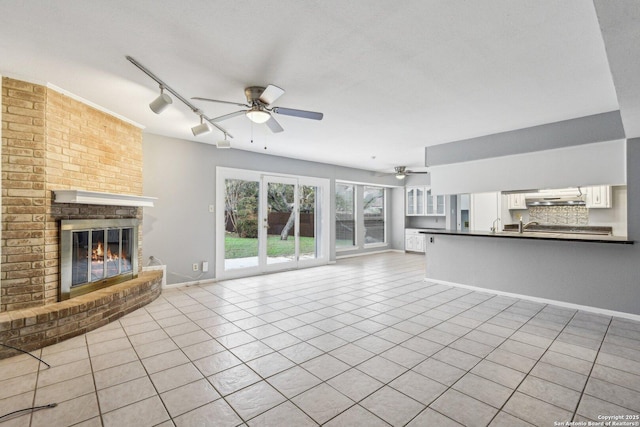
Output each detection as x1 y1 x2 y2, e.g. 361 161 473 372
526 197 585 207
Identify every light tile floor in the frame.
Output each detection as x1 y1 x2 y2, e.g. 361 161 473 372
1 252 640 426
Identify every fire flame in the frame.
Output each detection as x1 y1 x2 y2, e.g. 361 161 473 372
92 241 120 262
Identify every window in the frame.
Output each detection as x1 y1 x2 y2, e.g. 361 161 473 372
364 186 385 245
335 183 356 248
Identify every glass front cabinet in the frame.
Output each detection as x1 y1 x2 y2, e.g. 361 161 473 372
406 186 445 216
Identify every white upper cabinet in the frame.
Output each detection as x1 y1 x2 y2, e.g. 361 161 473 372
406 186 445 216
406 187 424 215
585 185 612 208
426 188 446 216
506 193 527 210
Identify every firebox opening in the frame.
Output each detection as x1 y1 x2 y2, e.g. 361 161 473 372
60 219 139 300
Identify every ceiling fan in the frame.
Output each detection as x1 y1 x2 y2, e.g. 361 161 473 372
192 85 323 133
393 166 429 180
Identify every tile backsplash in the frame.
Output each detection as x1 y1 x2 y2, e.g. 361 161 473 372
528 206 589 225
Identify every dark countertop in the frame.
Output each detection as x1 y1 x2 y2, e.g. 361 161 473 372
418 228 634 244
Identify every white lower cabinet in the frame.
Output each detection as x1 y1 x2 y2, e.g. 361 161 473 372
405 229 426 253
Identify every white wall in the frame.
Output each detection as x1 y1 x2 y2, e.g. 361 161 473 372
470 192 500 232
429 139 627 195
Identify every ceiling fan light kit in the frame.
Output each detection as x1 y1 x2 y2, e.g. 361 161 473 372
245 108 271 124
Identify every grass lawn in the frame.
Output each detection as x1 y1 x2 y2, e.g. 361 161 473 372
225 233 316 259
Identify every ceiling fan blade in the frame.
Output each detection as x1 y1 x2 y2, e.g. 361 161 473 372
272 107 323 120
211 110 247 122
407 170 429 174
259 84 285 105
192 97 249 107
265 115 284 133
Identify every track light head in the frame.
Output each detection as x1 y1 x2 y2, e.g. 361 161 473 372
191 116 212 136
149 87 172 114
216 133 231 149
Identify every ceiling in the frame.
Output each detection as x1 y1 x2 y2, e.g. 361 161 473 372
0 1 621 173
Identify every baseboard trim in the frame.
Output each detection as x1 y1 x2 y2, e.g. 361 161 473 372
425 277 640 322
162 278 217 289
336 249 399 260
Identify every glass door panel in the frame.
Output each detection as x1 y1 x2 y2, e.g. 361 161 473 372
416 188 424 215
335 183 355 248
364 186 385 245
300 185 318 260
264 178 298 268
224 178 260 270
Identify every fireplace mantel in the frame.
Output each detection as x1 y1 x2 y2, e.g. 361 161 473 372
53 190 156 207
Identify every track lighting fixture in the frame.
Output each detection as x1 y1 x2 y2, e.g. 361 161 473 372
191 115 212 136
126 56 232 140
149 86 173 114
217 134 231 149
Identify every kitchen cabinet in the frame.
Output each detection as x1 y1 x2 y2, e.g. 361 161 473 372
585 185 612 208
406 187 425 216
506 193 527 210
405 229 425 253
426 188 446 216
406 186 446 216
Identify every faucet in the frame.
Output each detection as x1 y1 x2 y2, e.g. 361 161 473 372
490 217 501 233
519 220 539 233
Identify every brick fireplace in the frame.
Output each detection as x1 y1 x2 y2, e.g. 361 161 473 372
1 77 161 357
1 77 148 311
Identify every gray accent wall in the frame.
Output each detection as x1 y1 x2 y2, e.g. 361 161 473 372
424 110 624 166
143 133 404 285
424 137 640 316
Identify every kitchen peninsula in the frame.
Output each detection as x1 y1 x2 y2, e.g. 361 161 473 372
422 226 637 317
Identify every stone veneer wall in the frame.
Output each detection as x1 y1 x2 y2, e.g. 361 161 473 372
1 77 144 312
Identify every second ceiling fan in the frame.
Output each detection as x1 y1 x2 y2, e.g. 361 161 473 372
393 166 429 180
193 84 323 133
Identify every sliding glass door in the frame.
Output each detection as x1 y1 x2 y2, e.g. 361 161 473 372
223 176 260 272
263 177 298 270
217 168 328 278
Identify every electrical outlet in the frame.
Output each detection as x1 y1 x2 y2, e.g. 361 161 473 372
202 261 209 272
208 205 214 213
192 263 199 272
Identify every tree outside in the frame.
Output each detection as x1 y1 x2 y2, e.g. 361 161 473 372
224 179 317 260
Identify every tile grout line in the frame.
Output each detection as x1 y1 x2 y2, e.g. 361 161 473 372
480 304 576 427
403 292 546 426
570 315 612 422
568 316 640 421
